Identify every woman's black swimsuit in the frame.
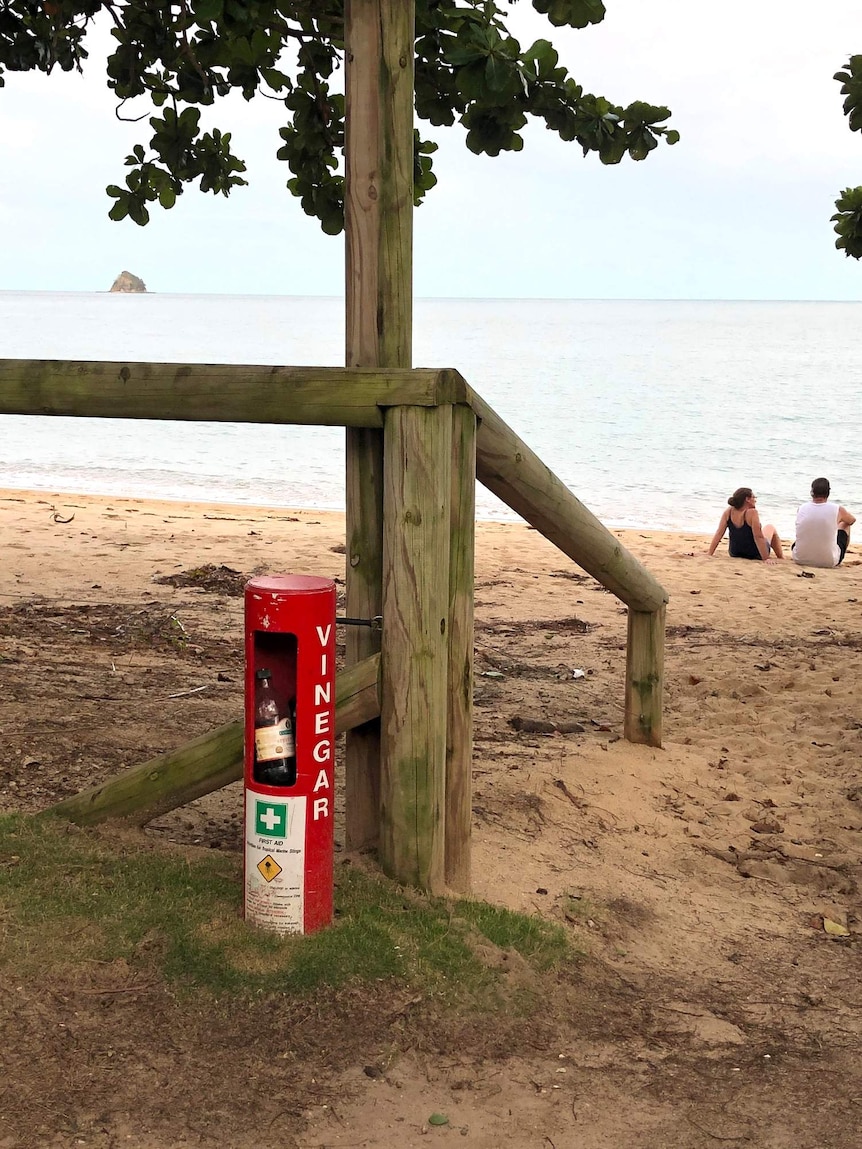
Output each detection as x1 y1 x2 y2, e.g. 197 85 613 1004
727 514 762 560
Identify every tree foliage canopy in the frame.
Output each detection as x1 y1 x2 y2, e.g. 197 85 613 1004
833 55 862 259
0 0 678 232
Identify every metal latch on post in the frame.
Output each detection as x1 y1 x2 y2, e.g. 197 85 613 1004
336 615 382 631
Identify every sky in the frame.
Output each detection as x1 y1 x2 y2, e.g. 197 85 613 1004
1 0 861 300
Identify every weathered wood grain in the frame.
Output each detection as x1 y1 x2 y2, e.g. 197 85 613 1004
380 404 451 890
624 607 665 746
0 361 455 427
343 0 416 851
445 404 476 891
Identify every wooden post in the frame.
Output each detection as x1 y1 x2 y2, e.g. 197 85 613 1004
380 404 452 890
446 405 476 891
624 606 665 746
343 0 415 849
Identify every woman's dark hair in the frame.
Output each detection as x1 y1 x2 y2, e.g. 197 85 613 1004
728 487 752 510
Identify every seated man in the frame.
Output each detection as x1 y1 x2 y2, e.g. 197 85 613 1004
793 477 856 568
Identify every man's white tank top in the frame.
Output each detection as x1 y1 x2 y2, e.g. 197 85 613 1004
794 501 840 567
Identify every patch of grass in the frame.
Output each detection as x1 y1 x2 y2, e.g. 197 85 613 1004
0 815 573 1011
453 898 570 969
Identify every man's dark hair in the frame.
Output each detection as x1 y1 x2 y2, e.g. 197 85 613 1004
811 477 831 499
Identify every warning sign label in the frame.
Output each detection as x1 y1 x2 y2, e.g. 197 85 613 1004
245 789 306 934
257 855 282 882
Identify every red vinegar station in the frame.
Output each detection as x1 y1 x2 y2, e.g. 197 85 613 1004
243 575 336 935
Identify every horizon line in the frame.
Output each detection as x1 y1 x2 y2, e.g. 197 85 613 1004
1 289 860 305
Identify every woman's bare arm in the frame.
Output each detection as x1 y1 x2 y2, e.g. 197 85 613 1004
707 510 730 555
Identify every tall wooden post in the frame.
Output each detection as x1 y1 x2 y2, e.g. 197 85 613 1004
344 0 415 849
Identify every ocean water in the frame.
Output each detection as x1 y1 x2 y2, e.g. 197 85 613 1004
1 291 860 537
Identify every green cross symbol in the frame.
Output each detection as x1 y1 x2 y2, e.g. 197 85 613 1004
255 800 288 838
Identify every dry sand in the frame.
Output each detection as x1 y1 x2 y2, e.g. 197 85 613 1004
1 488 861 1148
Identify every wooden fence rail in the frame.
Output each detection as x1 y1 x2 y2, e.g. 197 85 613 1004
0 360 466 427
3 358 669 887
0 359 665 616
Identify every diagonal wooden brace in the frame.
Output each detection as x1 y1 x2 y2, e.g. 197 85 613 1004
41 654 380 828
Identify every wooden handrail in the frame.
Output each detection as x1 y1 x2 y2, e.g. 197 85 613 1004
0 361 467 428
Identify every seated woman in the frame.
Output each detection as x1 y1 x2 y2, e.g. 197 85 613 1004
707 487 785 563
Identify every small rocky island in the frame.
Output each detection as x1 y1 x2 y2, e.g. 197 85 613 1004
110 270 147 293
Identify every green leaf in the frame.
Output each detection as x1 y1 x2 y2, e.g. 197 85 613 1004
456 60 491 101
260 68 289 92
193 0 222 23
127 199 150 227
320 211 343 236
107 198 129 222
833 186 862 259
484 55 512 94
624 100 671 127
534 0 606 30
525 39 559 75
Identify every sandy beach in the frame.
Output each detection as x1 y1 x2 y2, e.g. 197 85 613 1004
1 486 860 1147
